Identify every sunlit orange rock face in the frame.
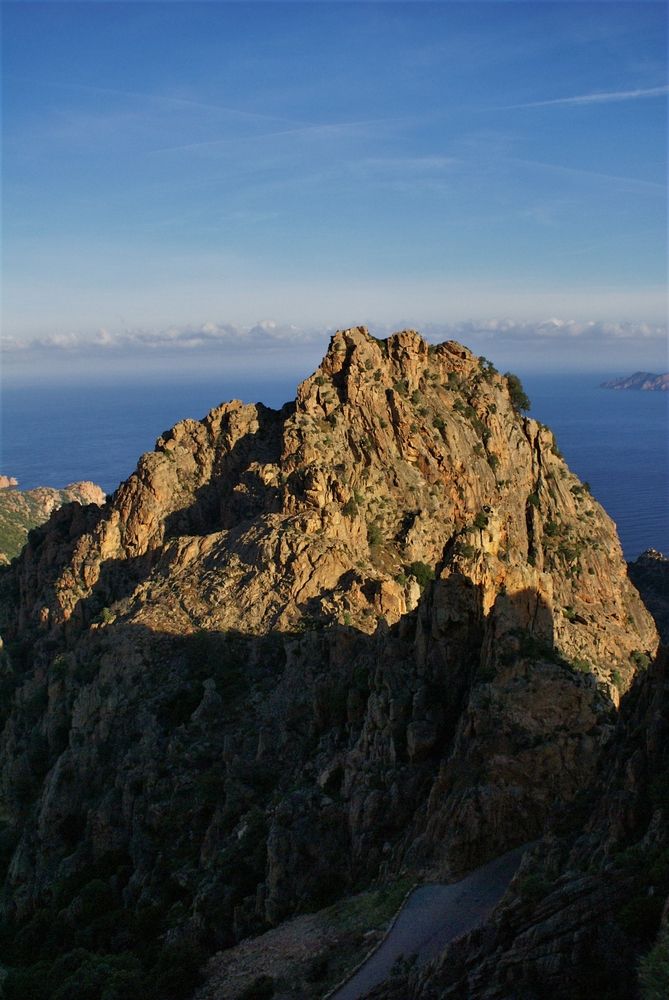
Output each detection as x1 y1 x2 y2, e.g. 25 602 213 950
0 329 659 985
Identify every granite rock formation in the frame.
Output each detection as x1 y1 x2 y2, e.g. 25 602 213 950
0 481 105 565
368 642 669 1000
0 328 659 999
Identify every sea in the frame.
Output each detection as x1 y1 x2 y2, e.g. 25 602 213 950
1 372 667 561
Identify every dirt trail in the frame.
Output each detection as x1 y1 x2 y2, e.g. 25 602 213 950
330 844 530 1000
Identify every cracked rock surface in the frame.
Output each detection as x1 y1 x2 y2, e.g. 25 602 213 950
0 328 659 999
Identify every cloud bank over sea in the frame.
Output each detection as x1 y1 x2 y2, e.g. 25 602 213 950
3 317 667 381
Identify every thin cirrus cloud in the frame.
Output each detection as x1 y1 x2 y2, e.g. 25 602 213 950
149 117 404 155
504 157 666 195
18 77 312 128
502 84 669 110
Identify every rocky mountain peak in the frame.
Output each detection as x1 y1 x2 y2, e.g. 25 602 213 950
0 328 661 999
5 328 657 672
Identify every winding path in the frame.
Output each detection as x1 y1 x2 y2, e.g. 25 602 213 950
330 844 530 1000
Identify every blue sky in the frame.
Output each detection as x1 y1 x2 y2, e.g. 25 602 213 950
2 1 667 376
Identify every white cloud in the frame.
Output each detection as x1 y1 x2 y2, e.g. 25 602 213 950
0 321 327 356
418 318 668 346
3 317 665 357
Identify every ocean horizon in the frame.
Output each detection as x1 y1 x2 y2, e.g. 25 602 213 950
2 370 667 561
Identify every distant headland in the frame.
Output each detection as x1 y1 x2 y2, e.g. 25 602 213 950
600 371 668 391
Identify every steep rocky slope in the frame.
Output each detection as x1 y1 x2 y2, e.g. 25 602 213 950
0 481 105 564
0 328 658 999
368 643 669 1000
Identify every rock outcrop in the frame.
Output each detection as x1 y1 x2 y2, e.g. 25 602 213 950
0 481 105 564
0 328 659 999
368 643 669 1000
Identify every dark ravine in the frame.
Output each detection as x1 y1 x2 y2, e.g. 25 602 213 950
0 328 662 1000
628 549 669 644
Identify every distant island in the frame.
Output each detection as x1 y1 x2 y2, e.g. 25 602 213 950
601 371 669 391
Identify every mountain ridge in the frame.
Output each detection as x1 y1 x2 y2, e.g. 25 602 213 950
0 326 660 999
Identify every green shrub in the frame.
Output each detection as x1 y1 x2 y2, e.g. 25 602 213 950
53 952 145 1000
342 498 358 517
557 539 583 563
478 356 498 379
407 561 435 590
51 654 69 682
472 511 489 530
504 372 531 412
367 523 383 547
501 629 564 667
631 650 651 671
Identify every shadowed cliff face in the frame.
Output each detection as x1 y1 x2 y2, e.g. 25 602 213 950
367 645 669 1000
628 550 669 644
0 328 659 997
